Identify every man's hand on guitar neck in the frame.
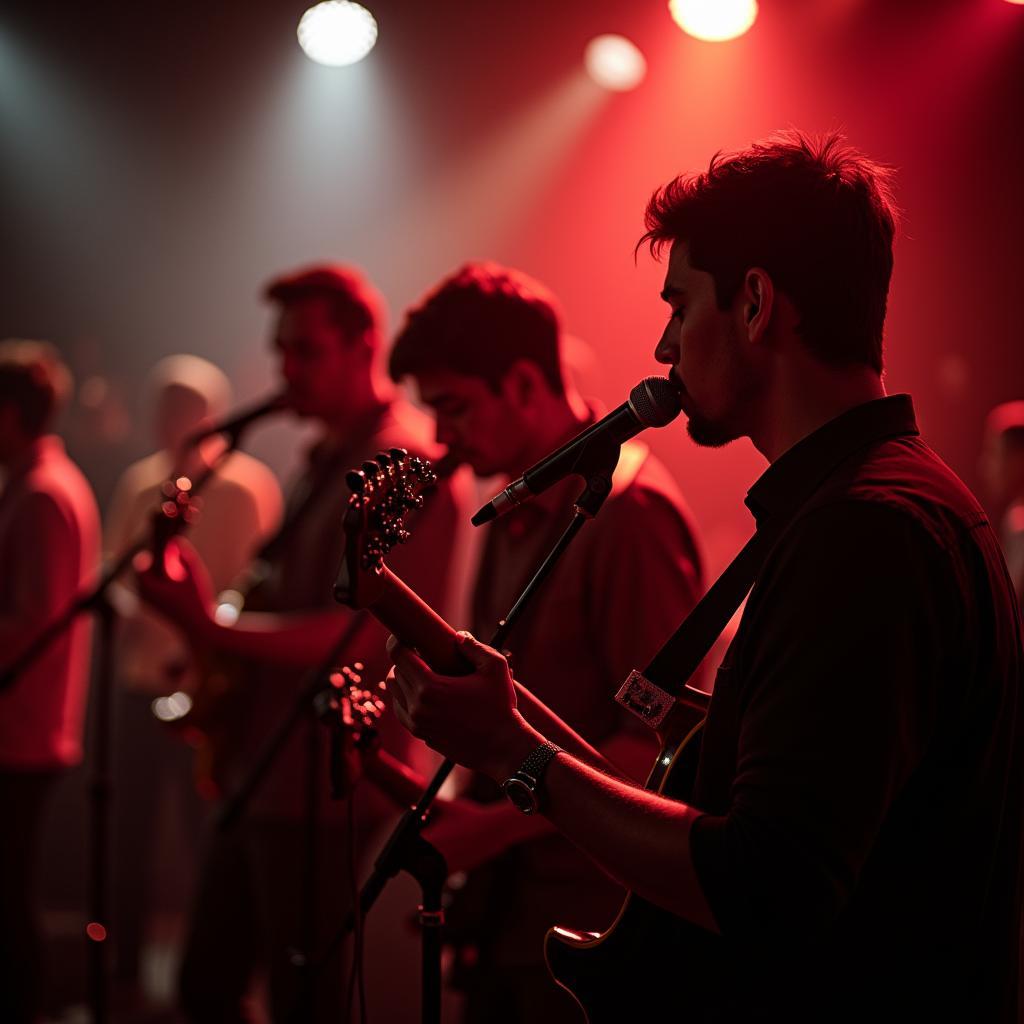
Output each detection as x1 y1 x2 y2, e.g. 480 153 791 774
386 630 543 782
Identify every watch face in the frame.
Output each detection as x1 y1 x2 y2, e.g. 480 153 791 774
502 776 539 815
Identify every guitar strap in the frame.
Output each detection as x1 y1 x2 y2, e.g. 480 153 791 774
615 526 779 729
616 410 919 728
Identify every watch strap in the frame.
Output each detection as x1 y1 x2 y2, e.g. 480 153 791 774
516 740 562 785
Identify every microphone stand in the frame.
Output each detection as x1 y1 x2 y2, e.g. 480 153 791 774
0 423 253 1024
301 433 623 1024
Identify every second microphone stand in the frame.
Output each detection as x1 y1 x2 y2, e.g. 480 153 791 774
305 433 623 1024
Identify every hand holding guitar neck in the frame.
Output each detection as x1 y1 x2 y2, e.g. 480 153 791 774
333 448 612 772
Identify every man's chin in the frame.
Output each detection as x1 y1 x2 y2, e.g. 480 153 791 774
685 415 740 449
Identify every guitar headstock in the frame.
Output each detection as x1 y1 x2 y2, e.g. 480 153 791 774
325 662 387 750
150 475 201 576
334 447 438 609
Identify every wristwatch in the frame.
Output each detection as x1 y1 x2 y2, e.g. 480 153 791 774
502 741 562 815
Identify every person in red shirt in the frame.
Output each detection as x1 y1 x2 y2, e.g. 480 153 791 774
0 340 100 1024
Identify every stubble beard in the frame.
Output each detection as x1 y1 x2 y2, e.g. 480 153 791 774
685 414 741 449
682 325 757 449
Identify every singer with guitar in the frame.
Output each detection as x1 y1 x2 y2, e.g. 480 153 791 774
387 262 706 1022
137 264 460 1024
387 135 1023 1022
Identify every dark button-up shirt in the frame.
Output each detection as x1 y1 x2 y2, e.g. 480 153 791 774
690 395 1022 1022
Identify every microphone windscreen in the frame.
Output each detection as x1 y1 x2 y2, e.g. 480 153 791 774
629 376 682 428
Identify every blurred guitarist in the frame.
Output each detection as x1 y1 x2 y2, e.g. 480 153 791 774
137 265 460 1023
387 262 705 1021
104 354 282 1001
387 135 1023 1023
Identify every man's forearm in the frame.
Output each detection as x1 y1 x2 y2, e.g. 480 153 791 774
488 719 719 934
196 608 369 669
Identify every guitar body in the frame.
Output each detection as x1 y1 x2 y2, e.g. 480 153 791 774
544 694 725 1022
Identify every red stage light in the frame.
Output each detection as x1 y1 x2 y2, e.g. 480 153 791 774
669 0 759 42
86 922 108 942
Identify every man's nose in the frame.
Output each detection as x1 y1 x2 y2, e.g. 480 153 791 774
654 323 677 366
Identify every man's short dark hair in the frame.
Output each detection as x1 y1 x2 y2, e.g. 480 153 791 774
263 263 384 345
0 339 72 436
389 262 566 395
640 130 899 373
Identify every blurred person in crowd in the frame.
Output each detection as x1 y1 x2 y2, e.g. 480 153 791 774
388 262 705 1021
105 354 282 1001
980 400 1024 605
0 340 100 1024
136 265 459 1023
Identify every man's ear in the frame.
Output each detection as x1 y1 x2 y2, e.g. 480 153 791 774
742 268 775 344
499 359 549 409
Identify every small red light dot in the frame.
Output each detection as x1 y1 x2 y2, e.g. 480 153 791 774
86 922 107 942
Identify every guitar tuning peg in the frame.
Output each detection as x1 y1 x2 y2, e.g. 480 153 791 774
390 447 408 461
376 451 392 468
362 460 380 477
346 470 366 493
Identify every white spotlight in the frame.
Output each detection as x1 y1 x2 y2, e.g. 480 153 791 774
584 35 647 92
297 1 378 67
669 0 759 43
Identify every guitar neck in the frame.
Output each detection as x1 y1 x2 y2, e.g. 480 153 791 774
370 566 614 774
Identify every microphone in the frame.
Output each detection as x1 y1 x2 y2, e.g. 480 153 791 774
185 392 289 447
471 376 681 526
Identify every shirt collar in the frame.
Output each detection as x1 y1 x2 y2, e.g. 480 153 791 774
745 394 919 524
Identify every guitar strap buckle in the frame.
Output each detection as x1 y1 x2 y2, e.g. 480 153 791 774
615 670 674 730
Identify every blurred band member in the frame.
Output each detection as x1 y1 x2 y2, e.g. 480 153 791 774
388 262 704 1022
0 340 100 1024
137 266 459 1023
105 354 282 997
980 400 1024 605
